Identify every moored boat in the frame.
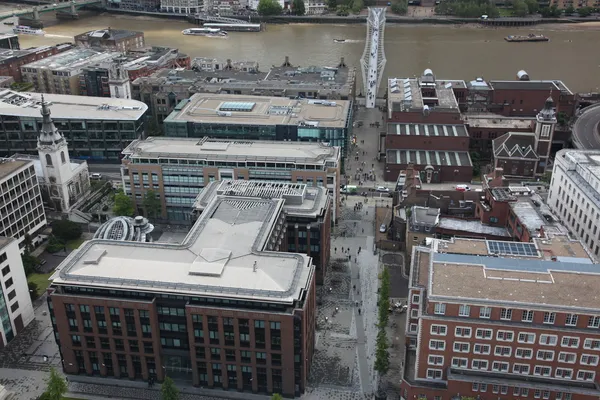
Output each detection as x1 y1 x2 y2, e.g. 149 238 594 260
505 33 549 42
334 39 346 43
182 28 227 37
13 25 45 35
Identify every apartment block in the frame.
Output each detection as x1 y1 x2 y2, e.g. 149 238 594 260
192 180 332 284
120 137 341 223
547 149 600 258
74 28 145 51
20 48 121 95
0 43 73 83
401 235 600 399
0 236 35 349
0 158 46 247
48 194 316 398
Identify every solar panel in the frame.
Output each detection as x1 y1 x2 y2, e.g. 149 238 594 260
219 102 256 112
487 241 539 257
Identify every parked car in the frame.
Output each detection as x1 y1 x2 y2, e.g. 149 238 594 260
379 224 387 233
90 173 102 180
455 184 471 192
376 186 390 192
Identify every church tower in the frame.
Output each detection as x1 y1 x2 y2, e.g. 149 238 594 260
533 96 557 176
37 97 79 211
108 61 131 99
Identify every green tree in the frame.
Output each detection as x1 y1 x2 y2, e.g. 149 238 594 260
512 0 529 16
143 190 162 220
327 0 337 10
43 368 68 400
391 0 408 15
378 267 390 327
21 253 39 276
160 376 180 400
350 0 364 13
51 220 82 241
257 0 283 15
578 6 592 16
374 328 390 375
271 394 284 400
28 281 39 300
524 0 539 13
146 117 163 137
113 191 134 217
292 0 306 15
24 233 34 254
336 4 349 15
564 5 574 14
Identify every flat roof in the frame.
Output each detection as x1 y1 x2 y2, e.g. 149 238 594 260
0 236 15 252
123 137 340 164
387 123 468 137
0 158 31 180
490 80 573 94
437 218 511 237
386 150 472 167
463 114 534 130
194 180 329 219
165 93 351 129
429 252 600 310
22 48 120 72
0 90 147 121
388 77 462 112
51 196 313 304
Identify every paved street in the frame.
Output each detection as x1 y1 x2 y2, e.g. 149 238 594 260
572 103 600 149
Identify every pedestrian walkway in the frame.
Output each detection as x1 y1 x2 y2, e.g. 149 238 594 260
360 7 387 108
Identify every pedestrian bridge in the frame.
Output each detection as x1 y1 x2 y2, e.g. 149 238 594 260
360 7 386 109
0 0 103 20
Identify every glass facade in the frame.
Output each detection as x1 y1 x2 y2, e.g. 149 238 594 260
0 116 144 162
0 283 13 343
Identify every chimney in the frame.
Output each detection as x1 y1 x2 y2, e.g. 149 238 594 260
282 56 291 67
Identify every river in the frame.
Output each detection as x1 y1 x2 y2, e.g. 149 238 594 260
11 12 600 93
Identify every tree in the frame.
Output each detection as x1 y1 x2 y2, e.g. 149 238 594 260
271 394 284 400
24 233 34 254
292 0 306 15
374 328 390 375
257 0 283 15
512 0 529 16
113 191 134 217
351 0 364 13
146 117 163 138
327 0 337 10
578 6 592 16
22 253 39 276
43 368 67 400
143 190 162 220
524 0 539 13
51 220 82 242
564 5 574 15
28 281 39 300
160 376 180 400
391 0 408 15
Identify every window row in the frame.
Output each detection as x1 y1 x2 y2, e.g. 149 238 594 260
470 384 572 400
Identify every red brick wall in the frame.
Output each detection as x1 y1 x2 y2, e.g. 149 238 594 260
385 164 472 183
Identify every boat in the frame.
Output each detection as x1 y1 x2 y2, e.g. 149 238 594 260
334 39 346 43
13 25 45 35
504 34 549 43
182 28 227 37
3 21 14 26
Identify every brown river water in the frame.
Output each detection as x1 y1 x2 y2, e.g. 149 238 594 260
10 12 600 93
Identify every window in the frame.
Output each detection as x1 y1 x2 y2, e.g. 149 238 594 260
565 314 578 326
580 354 599 366
496 330 514 342
513 364 530 374
473 343 491 355
522 310 534 322
430 325 447 336
426 369 442 379
539 334 558 346
555 368 573 379
588 316 600 328
434 303 446 315
558 352 577 364
536 350 554 361
516 348 533 359
412 294 420 303
45 154 52 166
476 328 492 340
494 346 511 357
534 366 552 376
544 312 556 324
451 357 467 368
1 265 9 276
500 308 512 320
429 340 445 350
492 361 509 372
454 327 471 338
458 305 470 317
479 307 491 318
428 355 443 365
584 338 600 349
453 342 469 353
518 332 535 344
410 309 419 318
4 278 13 288
472 359 488 370
576 370 595 381
561 337 579 348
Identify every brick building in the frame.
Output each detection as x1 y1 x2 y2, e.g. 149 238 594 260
401 235 600 400
74 28 145 51
0 44 73 83
48 195 316 398
463 114 534 160
192 180 332 285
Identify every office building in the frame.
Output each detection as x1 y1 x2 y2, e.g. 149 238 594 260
132 57 355 126
120 136 341 222
20 48 121 95
547 149 600 258
115 0 160 11
163 93 352 158
0 34 19 50
0 43 73 83
160 0 204 13
0 90 147 161
402 235 600 399
74 28 145 51
0 158 46 247
48 194 316 397
0 236 35 349
193 180 331 284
